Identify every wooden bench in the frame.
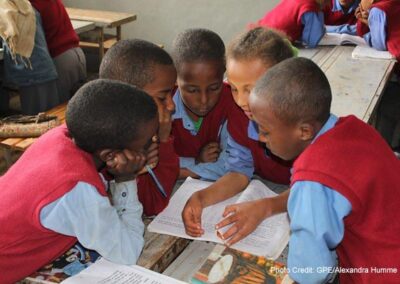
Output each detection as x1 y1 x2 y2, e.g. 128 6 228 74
66 7 137 59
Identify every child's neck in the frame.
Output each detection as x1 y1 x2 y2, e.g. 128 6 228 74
184 105 201 122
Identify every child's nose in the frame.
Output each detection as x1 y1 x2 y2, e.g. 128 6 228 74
200 92 208 105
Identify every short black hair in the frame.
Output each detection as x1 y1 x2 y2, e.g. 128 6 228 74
253 57 331 125
172 28 225 71
66 79 157 153
99 39 174 88
227 27 294 67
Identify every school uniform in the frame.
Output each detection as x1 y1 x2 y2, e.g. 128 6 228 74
356 0 400 61
227 105 291 185
0 126 144 283
288 114 400 284
324 0 358 34
137 136 180 216
30 0 86 102
171 83 234 181
251 0 325 47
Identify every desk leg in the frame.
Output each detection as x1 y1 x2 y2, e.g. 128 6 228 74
97 27 105 60
117 26 121 41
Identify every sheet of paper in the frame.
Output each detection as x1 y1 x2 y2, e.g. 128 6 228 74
61 258 186 284
352 46 396 60
148 178 290 259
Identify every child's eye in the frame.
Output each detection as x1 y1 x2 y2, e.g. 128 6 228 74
209 84 222 92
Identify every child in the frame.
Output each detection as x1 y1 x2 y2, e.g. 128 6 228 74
249 57 400 283
182 28 293 245
171 28 237 181
0 79 159 282
29 0 87 102
324 0 359 34
99 39 179 216
355 0 400 61
248 0 328 47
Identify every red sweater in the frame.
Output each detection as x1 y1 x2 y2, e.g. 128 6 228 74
137 137 179 216
291 116 400 284
228 106 291 185
29 0 79 58
323 0 357 25
172 83 236 158
251 0 320 42
0 126 106 283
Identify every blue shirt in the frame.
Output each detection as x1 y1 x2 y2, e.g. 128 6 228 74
325 0 358 35
226 120 262 180
287 114 352 283
363 7 387 51
301 12 326 47
172 89 229 181
40 175 144 265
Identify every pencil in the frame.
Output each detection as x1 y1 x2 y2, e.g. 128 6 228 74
145 165 167 198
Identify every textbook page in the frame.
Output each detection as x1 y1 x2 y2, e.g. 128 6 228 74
148 177 290 259
352 46 396 60
319 33 367 46
62 258 186 284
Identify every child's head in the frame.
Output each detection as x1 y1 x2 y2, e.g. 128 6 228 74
249 57 331 161
226 27 294 119
99 39 176 114
338 0 357 9
172 28 225 118
66 79 158 157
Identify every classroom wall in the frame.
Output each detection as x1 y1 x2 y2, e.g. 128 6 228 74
63 0 279 52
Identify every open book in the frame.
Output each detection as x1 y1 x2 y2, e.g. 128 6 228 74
352 46 396 60
191 244 293 284
318 32 367 46
61 258 186 284
148 178 290 259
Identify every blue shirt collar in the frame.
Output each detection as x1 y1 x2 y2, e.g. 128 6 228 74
248 120 259 141
172 88 197 134
332 0 358 14
312 114 338 143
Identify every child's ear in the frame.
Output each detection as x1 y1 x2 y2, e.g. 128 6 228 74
298 122 316 141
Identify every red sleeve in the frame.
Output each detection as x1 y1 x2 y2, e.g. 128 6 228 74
356 20 370 36
137 136 179 216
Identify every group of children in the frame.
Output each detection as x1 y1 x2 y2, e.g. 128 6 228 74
1 3 400 283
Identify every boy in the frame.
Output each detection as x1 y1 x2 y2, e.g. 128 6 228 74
356 0 400 61
324 0 359 34
249 0 328 47
249 57 400 283
171 28 237 181
99 39 179 216
0 79 158 282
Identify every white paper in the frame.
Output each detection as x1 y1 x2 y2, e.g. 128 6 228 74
352 46 396 60
61 258 186 284
318 33 368 46
148 178 290 259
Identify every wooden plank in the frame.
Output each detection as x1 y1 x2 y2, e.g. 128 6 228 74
14 138 37 151
319 46 395 122
137 219 190 273
71 19 95 34
80 37 117 50
163 241 215 282
66 7 137 28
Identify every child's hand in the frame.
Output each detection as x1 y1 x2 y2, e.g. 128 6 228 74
107 149 146 182
355 6 362 19
215 199 273 246
196 142 221 164
145 139 159 168
154 98 173 143
357 4 369 25
182 192 205 237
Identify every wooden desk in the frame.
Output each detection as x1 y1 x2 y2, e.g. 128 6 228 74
71 19 96 35
66 7 137 59
299 45 396 123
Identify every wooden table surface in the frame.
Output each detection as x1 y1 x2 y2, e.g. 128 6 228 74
71 19 96 34
66 7 137 28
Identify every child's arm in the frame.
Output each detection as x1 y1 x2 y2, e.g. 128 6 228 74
362 7 387 51
181 132 254 236
325 24 357 35
215 189 289 246
301 11 326 47
40 179 145 265
287 181 351 283
137 136 179 216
